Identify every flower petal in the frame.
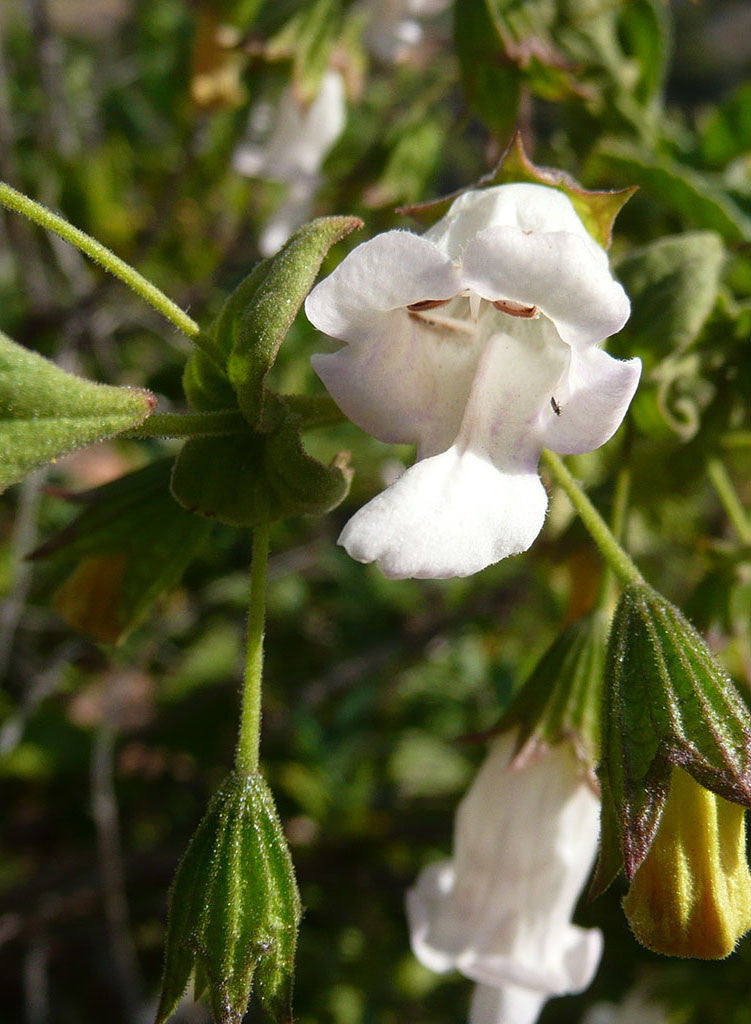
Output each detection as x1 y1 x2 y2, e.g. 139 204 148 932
462 226 630 347
312 298 480 454
339 445 548 579
469 983 547 1024
461 923 602 996
425 183 595 260
406 734 602 995
305 230 462 340
541 347 642 455
406 860 459 974
454 314 567 465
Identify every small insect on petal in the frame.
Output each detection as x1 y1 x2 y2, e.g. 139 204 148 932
492 300 539 319
551 397 561 416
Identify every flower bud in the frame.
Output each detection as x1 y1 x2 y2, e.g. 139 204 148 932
622 766 751 959
156 771 300 1024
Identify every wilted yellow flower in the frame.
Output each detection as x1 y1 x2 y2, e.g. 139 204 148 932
623 766 751 958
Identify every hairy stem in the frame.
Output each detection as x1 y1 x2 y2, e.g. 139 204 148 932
235 523 271 774
597 464 632 609
122 409 248 439
0 179 200 339
541 450 644 589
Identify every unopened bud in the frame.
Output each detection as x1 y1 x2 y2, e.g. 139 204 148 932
623 766 751 958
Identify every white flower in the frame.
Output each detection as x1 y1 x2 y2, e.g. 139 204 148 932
233 70 346 256
305 182 641 579
405 733 603 1024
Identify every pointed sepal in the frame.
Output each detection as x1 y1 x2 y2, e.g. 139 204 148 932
499 608 610 772
399 133 636 249
156 771 301 1024
596 583 751 891
170 397 352 527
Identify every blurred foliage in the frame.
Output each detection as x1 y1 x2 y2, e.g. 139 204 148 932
0 0 750 1023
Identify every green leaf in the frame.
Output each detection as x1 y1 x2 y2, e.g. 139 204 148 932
596 583 751 890
499 608 610 768
183 349 238 413
366 119 446 208
481 0 594 104
267 0 342 104
700 82 751 168
453 0 521 143
589 141 751 243
613 232 725 363
156 771 301 1024
170 406 352 527
182 216 360 424
0 331 155 492
225 216 361 426
401 132 636 249
32 459 211 645
613 0 669 108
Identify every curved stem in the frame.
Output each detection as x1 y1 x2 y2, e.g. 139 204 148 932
541 450 644 588
235 523 271 774
706 457 751 546
597 465 631 609
0 180 200 339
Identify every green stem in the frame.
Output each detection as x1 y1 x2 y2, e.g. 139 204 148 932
122 409 247 439
0 180 200 339
541 450 644 588
597 465 631 608
706 457 751 545
235 523 271 774
281 393 346 429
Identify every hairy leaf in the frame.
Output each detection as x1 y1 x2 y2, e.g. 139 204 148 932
183 216 361 424
0 332 155 492
590 142 751 242
170 408 351 527
614 232 725 362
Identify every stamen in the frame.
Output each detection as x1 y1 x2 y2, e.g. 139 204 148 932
408 309 476 335
406 298 451 312
492 299 539 319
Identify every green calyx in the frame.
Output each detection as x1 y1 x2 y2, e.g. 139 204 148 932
156 770 301 1024
400 132 636 249
184 215 362 424
173 215 360 527
592 582 751 900
499 608 610 771
170 394 352 527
